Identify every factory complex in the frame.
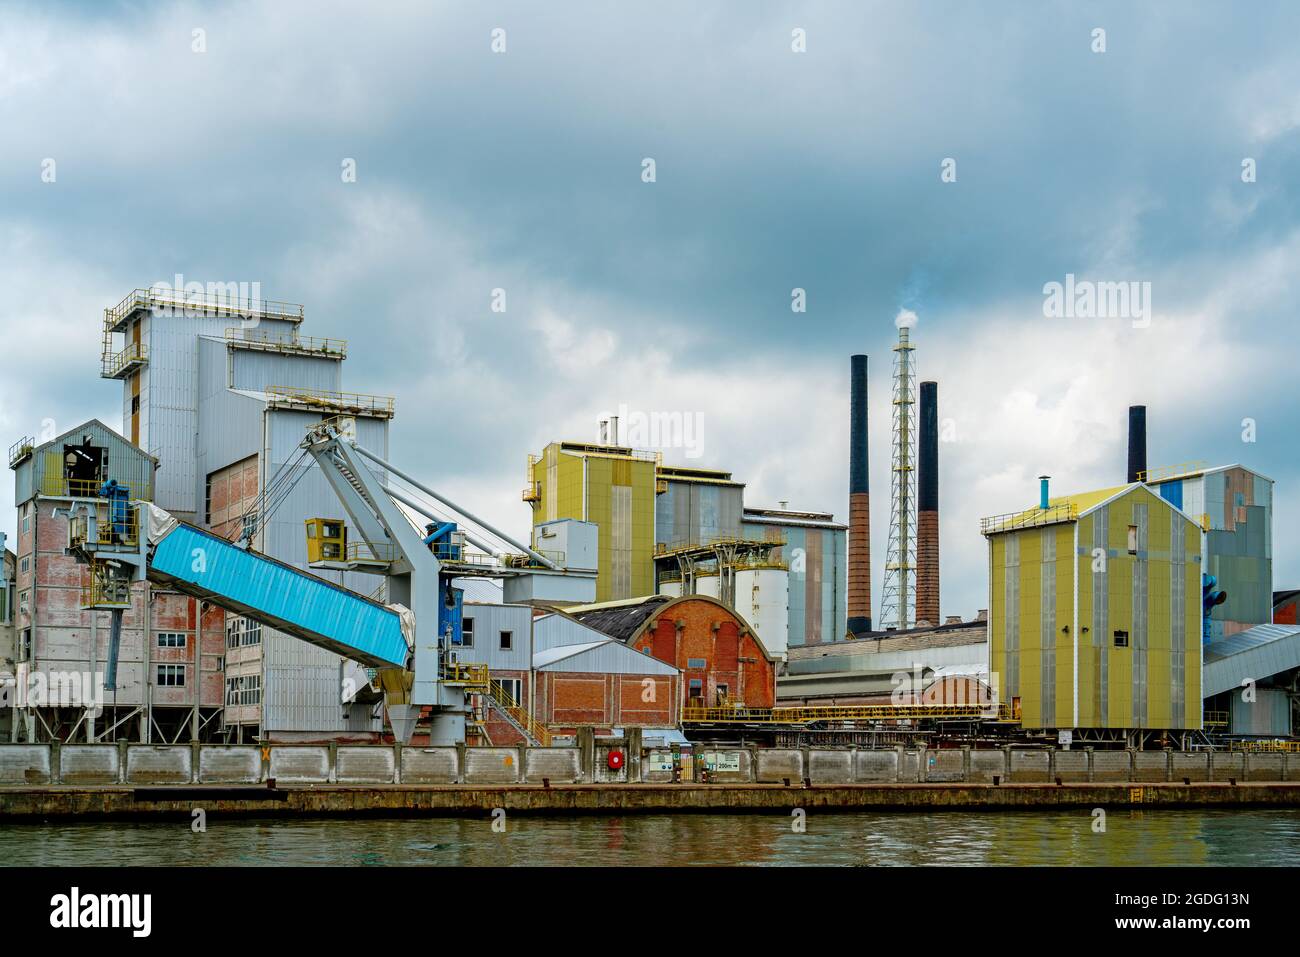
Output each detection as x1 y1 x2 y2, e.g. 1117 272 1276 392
1 286 1297 755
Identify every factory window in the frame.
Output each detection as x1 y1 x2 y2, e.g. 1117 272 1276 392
21 506 29 533
688 678 704 699
499 630 512 651
225 616 262 649
156 664 186 687
19 557 29 574
461 618 474 647
157 632 187 648
687 657 707 670
1127 525 1138 554
204 478 213 526
1113 630 1129 648
19 628 32 660
241 512 258 541
225 674 262 706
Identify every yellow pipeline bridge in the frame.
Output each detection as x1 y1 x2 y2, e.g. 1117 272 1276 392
682 703 1018 726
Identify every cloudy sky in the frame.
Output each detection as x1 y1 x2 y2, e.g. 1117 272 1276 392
2 1 1298 622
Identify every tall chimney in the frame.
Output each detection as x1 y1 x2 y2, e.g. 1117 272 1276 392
848 354 872 634
916 380 939 627
1127 405 1147 483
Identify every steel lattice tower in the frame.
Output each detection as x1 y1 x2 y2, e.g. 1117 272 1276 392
880 323 916 630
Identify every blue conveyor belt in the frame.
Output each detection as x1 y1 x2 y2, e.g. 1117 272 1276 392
147 522 408 669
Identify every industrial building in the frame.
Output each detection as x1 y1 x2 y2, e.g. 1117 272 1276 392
1146 464 1274 639
6 420 225 743
523 439 658 602
983 479 1204 740
568 594 777 710
741 506 846 650
98 287 397 742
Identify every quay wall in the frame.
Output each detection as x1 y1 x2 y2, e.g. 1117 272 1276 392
0 742 1296 789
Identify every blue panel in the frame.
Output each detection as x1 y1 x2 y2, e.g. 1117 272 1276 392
1159 480 1183 510
150 523 408 668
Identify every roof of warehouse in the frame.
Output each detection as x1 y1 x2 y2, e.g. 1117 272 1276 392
532 640 609 668
1274 589 1300 607
789 620 987 660
566 595 673 641
1202 623 1300 697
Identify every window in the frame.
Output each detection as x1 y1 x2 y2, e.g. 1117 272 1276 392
1113 630 1129 648
19 628 32 660
241 512 258 541
1127 525 1138 554
499 630 512 651
460 617 474 647
157 664 185 687
157 632 187 648
689 678 704 698
687 657 707 670
204 478 213 526
225 616 262 649
19 557 29 574
225 674 262 706
21 503 30 533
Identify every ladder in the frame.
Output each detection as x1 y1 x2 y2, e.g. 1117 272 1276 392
485 679 551 747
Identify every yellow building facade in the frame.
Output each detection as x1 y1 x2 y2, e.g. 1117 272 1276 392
525 441 657 602
985 483 1202 731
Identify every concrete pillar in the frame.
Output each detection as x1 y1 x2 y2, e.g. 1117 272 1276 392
117 739 129 783
962 745 972 782
327 742 338 783
516 743 528 784
50 741 61 785
85 707 96 744
393 743 402 784
190 740 201 784
895 745 906 783
1164 747 1173 782
627 728 643 783
1125 748 1136 783
454 741 467 784
577 727 595 783
1086 746 1095 783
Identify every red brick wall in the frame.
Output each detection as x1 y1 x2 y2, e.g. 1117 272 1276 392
208 455 259 542
630 598 775 708
533 671 679 729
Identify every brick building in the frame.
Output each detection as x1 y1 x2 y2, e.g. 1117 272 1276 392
8 420 225 742
569 594 777 709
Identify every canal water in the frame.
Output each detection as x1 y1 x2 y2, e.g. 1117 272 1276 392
4 808 1299 866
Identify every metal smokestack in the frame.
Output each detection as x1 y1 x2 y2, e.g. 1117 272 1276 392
916 380 939 627
848 354 872 634
1127 405 1147 483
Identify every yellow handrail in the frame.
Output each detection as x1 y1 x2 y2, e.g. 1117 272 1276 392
266 385 395 417
683 702 1014 725
488 677 551 746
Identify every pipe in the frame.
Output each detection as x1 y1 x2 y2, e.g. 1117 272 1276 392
847 354 872 634
1127 405 1147 483
916 381 939 627
1039 475 1051 510
352 443 561 570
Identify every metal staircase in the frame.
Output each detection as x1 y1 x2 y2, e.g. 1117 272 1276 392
485 678 551 746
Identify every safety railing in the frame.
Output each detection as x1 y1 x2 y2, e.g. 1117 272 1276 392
443 663 490 689
502 549 565 569
682 702 1014 725
8 436 35 468
106 288 304 330
980 503 1077 536
1203 710 1229 728
80 561 133 609
70 502 141 549
522 454 540 502
488 677 551 746
265 386 395 417
347 540 397 564
102 341 149 378
654 535 787 557
39 477 137 500
1228 739 1300 752
224 327 346 356
1137 461 1209 484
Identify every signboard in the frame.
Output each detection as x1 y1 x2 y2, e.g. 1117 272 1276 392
704 752 741 773
1058 730 1073 749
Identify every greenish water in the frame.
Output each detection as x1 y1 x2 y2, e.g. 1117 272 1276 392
4 809 1299 866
